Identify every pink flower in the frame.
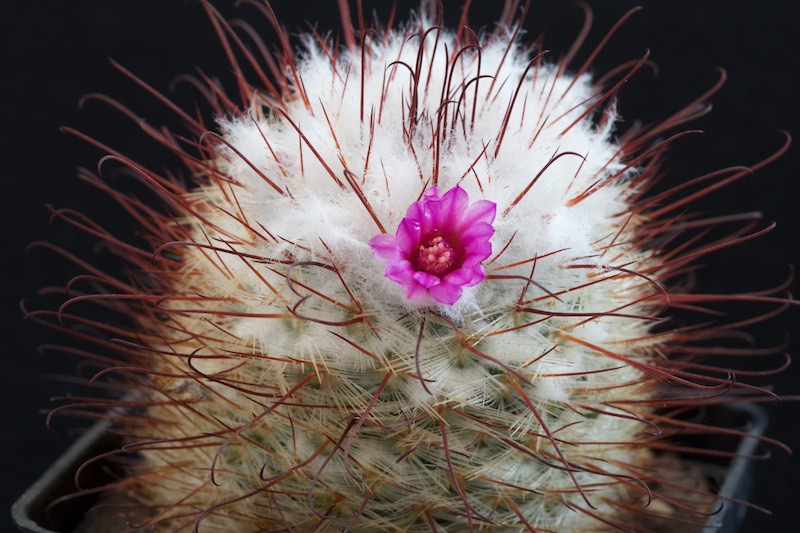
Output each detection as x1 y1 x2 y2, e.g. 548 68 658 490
370 185 496 305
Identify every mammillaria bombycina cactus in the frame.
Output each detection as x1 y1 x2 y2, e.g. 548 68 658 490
31 1 795 531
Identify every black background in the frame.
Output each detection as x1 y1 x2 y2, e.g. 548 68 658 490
2 1 798 531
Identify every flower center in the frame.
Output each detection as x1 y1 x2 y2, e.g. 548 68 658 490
416 235 456 277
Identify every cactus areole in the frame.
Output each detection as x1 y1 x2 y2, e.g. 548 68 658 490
34 2 794 532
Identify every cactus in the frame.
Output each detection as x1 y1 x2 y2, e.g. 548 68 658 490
35 2 793 531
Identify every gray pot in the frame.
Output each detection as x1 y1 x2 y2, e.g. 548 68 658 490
12 404 767 533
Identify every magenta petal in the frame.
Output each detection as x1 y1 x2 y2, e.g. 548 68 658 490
463 266 485 286
386 260 415 284
405 281 429 300
404 201 426 224
462 221 495 242
429 281 463 305
395 218 421 254
442 268 473 285
462 255 487 269
413 271 441 289
443 266 484 287
369 233 402 261
462 242 493 268
440 185 470 218
460 199 497 228
406 187 440 226
422 186 441 200
428 185 468 229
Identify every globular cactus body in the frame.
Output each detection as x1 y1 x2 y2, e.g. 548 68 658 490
39 2 792 532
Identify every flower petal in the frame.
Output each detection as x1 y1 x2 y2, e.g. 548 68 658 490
462 241 493 268
395 218 421 255
413 271 441 289
444 266 484 287
422 186 441 200
462 221 495 245
459 199 497 228
463 266 486 287
369 233 402 261
429 280 463 305
386 260 415 284
428 185 469 230
405 281 430 300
